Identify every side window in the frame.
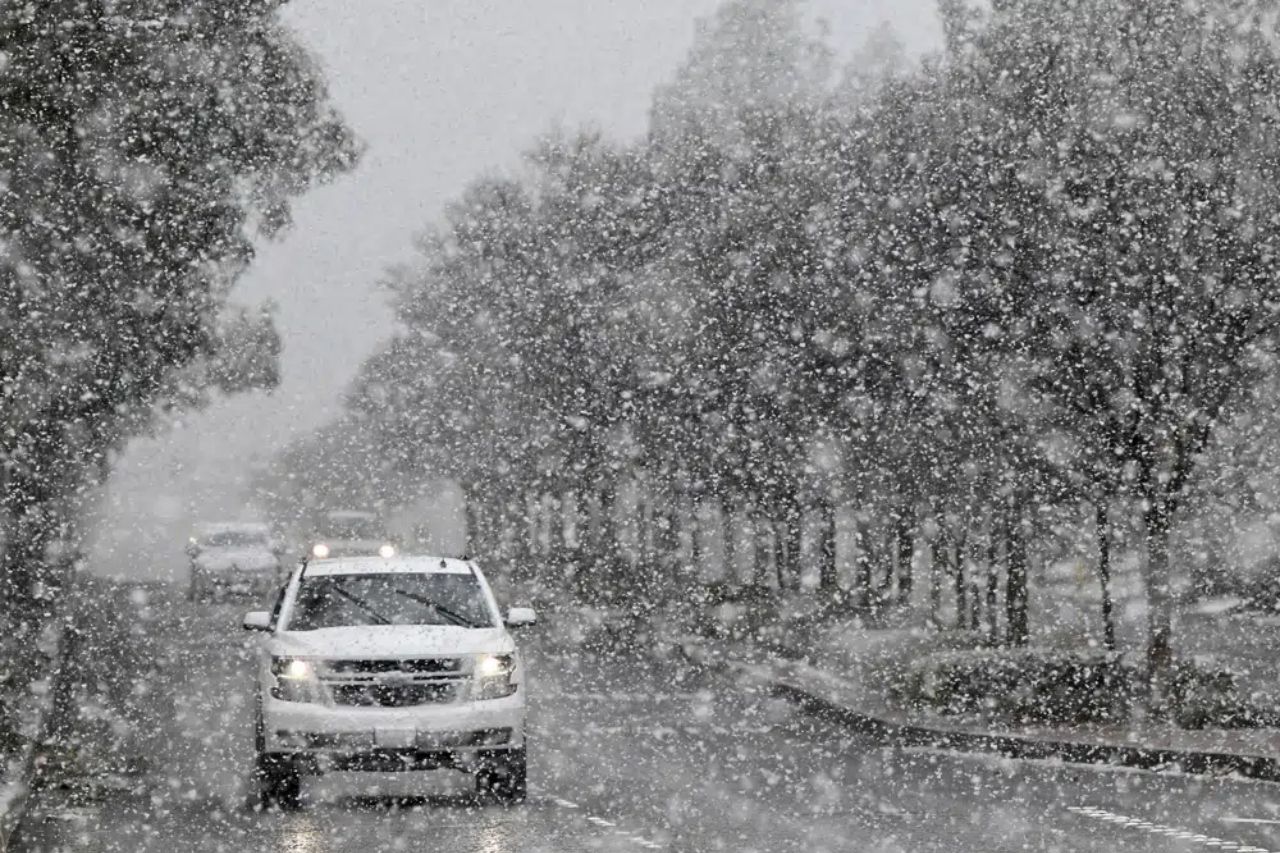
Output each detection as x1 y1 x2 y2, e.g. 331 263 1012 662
268 584 288 629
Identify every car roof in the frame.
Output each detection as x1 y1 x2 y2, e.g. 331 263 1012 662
194 522 270 535
303 555 475 577
324 509 377 520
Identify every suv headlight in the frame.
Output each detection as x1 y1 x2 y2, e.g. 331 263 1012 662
272 657 313 679
270 657 316 703
473 654 517 700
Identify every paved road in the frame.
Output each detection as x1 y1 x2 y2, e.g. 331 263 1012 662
15 583 1280 852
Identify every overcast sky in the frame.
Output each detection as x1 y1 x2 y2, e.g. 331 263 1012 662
89 0 942 579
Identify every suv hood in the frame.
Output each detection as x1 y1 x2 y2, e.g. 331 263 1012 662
270 625 513 659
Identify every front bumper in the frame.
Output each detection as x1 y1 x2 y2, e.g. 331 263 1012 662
261 690 526 770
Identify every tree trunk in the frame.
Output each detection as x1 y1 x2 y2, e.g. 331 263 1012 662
985 520 1000 643
1096 500 1116 652
492 493 510 565
528 492 543 557
646 485 680 603
659 503 680 574
1005 499 1029 646
878 529 895 601
551 492 571 583
780 486 803 591
855 517 874 608
774 521 787 591
635 483 651 568
688 499 703 585
509 493 532 581
597 478 621 603
895 504 914 606
1144 494 1174 705
753 504 774 588
480 490 505 559
722 499 739 587
929 530 945 628
563 489 581 553
572 492 599 600
464 493 481 559
817 495 838 592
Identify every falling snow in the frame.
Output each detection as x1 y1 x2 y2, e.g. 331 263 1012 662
7 1 1280 851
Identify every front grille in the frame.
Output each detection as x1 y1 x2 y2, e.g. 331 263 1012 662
324 658 463 676
330 682 460 707
315 657 467 707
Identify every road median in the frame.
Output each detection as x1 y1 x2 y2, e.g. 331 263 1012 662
680 624 1280 785
769 670 1280 783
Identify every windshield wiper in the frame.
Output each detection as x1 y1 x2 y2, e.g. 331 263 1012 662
330 583 393 625
390 588 479 628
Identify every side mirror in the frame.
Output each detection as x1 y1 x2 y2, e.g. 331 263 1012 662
505 607 537 628
242 611 272 632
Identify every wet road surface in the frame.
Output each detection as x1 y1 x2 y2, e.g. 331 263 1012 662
15 582 1280 852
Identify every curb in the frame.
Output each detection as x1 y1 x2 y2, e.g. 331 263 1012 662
0 621 74 853
771 678 1280 784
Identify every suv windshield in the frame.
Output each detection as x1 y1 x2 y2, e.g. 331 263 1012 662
285 573 494 630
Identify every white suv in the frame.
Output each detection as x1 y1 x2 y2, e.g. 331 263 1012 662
242 555 536 806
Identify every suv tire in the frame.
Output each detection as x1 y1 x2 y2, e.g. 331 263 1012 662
253 700 302 809
255 753 302 809
476 746 527 803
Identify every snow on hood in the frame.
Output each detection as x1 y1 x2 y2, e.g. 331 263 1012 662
270 624 513 659
195 547 278 571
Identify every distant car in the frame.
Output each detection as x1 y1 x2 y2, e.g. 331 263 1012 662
242 555 536 806
306 509 397 560
187 522 282 601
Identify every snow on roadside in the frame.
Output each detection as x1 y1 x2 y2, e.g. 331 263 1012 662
1193 596 1246 616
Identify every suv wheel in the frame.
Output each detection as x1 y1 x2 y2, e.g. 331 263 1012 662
255 753 302 809
253 700 301 809
476 747 527 804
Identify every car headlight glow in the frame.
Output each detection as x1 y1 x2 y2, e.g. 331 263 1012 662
311 542 330 559
272 657 314 680
476 654 511 677
474 654 517 700
378 543 396 559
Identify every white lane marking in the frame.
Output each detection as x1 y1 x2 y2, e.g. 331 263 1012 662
1068 806 1276 853
551 796 663 848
